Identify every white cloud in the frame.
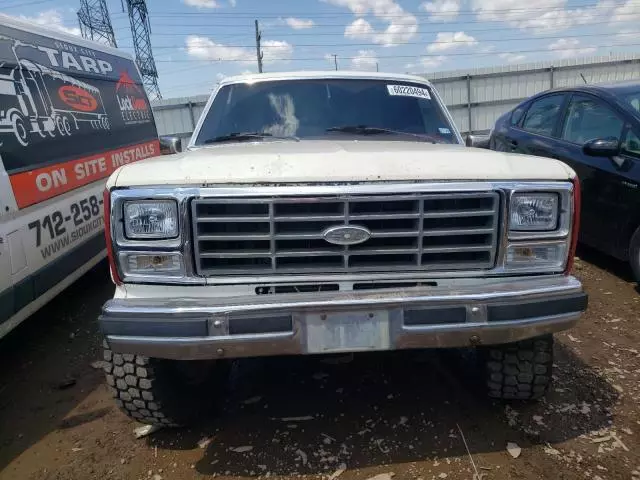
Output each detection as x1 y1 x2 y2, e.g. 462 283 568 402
548 38 596 58
611 0 640 23
615 29 640 41
323 0 418 46
420 55 447 68
229 0 237 5
285 17 315 29
184 0 219 7
406 55 446 71
261 40 295 62
420 0 460 22
499 52 526 63
345 18 375 38
14 10 80 36
185 35 293 64
351 49 378 70
426 32 478 53
470 0 612 33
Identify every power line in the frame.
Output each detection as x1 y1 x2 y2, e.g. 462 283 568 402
109 19 640 40
3 0 56 9
115 19 640 32
138 31 640 50
109 1 640 17
151 42 640 63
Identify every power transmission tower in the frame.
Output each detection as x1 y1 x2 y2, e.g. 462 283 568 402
77 0 117 48
254 20 263 73
124 0 161 100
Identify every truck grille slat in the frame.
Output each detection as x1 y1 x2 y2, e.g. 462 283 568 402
192 192 500 276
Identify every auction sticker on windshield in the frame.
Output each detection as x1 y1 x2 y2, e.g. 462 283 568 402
386 85 431 100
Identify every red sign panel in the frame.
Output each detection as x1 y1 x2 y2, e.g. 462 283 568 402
58 85 99 112
9 140 160 208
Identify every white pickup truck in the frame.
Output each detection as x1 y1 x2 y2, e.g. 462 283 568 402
100 71 587 426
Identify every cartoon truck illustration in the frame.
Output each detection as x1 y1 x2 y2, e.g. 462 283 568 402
0 36 110 147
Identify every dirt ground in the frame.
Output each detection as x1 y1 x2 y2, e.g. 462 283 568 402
0 248 639 480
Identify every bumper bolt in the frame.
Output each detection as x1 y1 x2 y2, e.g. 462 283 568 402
216 348 224 356
213 320 223 328
469 335 481 345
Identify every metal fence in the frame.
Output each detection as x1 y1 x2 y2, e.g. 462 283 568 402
152 53 640 138
424 53 640 133
152 94 209 143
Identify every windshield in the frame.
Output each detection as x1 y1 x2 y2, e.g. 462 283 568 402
193 79 458 145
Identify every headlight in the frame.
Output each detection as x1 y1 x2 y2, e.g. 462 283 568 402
124 200 178 239
510 193 559 231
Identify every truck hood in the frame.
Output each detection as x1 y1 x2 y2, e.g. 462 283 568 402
109 140 576 188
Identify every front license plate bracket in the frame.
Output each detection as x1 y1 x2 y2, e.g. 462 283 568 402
304 310 390 354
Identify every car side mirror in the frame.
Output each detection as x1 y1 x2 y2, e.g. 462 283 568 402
582 137 619 158
465 133 490 149
159 136 182 155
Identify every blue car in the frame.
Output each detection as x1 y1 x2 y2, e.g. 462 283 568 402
490 82 640 280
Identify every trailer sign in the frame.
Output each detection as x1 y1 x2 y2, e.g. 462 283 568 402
0 23 158 208
0 14 160 341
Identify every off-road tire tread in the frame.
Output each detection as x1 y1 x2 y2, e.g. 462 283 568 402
103 339 181 426
482 335 553 400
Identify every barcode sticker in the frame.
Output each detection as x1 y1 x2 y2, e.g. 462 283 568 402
386 84 431 100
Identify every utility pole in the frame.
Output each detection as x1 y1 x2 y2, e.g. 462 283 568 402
376 62 379 72
332 54 338 71
255 20 263 73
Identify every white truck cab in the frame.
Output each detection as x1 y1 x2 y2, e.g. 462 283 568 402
100 71 587 426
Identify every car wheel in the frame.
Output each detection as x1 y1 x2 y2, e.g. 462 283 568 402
629 225 640 283
478 335 553 400
102 339 229 426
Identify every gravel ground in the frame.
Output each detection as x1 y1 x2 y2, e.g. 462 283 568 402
0 249 638 480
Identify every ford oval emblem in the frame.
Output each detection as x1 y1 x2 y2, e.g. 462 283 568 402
322 225 372 246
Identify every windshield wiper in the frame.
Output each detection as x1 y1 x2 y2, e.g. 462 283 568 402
326 125 441 143
203 131 299 144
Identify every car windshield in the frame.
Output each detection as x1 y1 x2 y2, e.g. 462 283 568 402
623 90 640 113
193 79 458 145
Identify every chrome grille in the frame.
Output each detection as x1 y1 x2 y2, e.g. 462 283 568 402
192 192 500 275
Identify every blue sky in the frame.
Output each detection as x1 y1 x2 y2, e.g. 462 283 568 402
5 0 640 98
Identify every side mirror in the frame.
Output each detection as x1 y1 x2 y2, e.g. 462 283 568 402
582 137 619 157
159 136 182 155
465 133 490 149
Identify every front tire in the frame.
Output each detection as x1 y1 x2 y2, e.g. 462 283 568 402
479 335 553 400
102 339 228 426
629 225 640 283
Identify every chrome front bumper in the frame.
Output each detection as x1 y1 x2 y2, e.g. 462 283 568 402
101 276 587 360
